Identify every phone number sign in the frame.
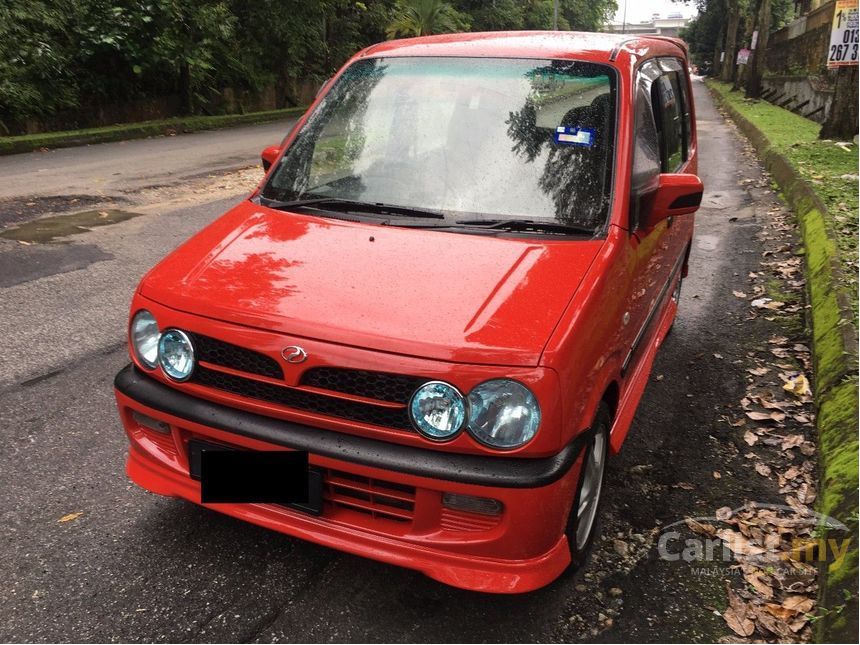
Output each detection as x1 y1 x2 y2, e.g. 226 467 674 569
828 0 859 68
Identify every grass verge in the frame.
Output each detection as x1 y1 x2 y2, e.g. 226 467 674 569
706 79 859 642
0 107 307 156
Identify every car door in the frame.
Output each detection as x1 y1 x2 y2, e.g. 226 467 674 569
622 58 688 375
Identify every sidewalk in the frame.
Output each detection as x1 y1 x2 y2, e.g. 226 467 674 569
707 79 858 642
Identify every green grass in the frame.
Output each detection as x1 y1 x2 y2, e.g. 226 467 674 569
0 106 308 156
707 81 858 314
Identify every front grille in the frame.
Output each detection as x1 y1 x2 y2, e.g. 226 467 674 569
300 367 427 403
192 366 412 429
322 468 416 523
190 333 283 379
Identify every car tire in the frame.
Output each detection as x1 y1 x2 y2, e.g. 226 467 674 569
563 402 610 571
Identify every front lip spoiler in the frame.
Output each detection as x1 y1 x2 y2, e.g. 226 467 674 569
115 364 586 489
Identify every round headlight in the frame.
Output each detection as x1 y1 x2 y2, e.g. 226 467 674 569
409 381 466 440
131 310 159 369
158 329 195 381
467 380 541 449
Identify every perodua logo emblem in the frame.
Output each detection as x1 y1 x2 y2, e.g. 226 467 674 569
282 346 308 364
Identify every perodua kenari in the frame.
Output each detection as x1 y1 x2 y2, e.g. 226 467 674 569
115 31 702 593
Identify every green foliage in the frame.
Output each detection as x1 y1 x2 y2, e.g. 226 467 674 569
386 0 470 38
0 1 78 131
453 0 616 33
0 0 618 134
682 0 797 65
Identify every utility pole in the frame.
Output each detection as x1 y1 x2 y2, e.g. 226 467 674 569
746 0 771 98
622 0 628 33
553 0 558 30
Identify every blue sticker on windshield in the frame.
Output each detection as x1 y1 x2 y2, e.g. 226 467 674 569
554 126 595 147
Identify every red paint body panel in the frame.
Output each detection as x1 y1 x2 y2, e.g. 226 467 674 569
139 204 604 367
116 31 700 593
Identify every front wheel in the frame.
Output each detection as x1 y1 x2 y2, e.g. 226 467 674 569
564 403 610 570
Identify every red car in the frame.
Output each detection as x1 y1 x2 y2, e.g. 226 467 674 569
115 31 702 593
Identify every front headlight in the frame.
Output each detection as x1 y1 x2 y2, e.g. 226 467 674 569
409 381 467 440
158 329 195 381
131 309 159 369
467 379 541 449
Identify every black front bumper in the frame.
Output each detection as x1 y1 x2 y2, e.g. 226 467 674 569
115 365 585 489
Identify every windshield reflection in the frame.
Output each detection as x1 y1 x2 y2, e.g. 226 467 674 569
263 57 616 230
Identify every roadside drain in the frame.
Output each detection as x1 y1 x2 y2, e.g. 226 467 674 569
0 209 143 243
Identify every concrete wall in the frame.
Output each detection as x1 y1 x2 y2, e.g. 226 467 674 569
762 1 836 123
762 75 833 123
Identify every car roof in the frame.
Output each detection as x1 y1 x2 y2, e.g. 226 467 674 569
360 31 686 64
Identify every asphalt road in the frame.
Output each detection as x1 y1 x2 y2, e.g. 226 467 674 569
0 118 296 206
0 80 801 642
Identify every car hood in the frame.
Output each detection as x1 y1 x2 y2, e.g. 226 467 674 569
140 201 603 366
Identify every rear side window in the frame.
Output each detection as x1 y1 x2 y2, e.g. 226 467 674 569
651 58 692 172
652 75 684 171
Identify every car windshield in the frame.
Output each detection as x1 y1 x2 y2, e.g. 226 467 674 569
262 56 617 231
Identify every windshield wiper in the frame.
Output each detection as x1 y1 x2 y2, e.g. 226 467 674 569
454 219 597 236
258 196 445 220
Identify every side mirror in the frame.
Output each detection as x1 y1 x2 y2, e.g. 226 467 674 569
641 173 703 228
261 145 281 172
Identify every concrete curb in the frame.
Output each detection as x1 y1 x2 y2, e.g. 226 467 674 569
706 80 859 642
0 107 308 156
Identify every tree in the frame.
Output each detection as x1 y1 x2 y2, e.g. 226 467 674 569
386 0 470 38
720 0 743 82
745 0 771 98
820 66 859 140
150 1 238 115
0 1 78 132
557 0 617 32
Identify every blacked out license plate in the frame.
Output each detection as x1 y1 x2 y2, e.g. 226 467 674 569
188 440 322 513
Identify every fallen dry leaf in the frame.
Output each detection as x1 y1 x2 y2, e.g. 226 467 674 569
748 367 770 376
723 607 755 637
789 616 810 633
685 517 717 536
58 512 83 523
782 595 815 614
746 570 775 599
782 465 801 481
716 506 734 521
723 585 755 636
717 528 767 556
751 297 785 310
746 410 786 423
755 463 772 477
782 373 812 397
744 430 759 446
753 605 796 639
781 434 805 451
713 471 722 479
